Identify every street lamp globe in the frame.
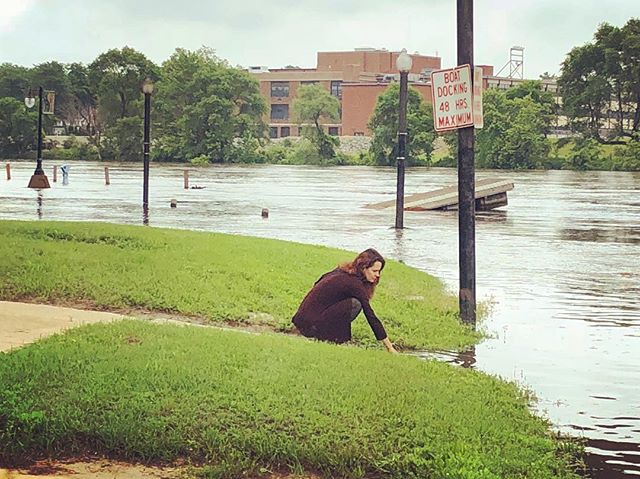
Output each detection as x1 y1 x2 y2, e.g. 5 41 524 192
396 49 413 73
142 78 154 95
24 96 35 109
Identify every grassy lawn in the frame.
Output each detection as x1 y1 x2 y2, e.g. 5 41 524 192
0 220 584 477
0 320 582 478
0 220 478 351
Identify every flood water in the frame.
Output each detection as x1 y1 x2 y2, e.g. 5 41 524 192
2 160 640 477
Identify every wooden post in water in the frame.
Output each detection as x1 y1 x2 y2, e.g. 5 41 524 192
104 167 110 185
5 163 10 180
183 170 189 189
457 0 476 326
52 165 57 183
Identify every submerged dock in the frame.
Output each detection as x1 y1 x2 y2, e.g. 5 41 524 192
365 177 514 211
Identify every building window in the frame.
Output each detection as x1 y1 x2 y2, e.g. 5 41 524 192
269 127 278 138
271 81 290 97
280 126 290 137
330 81 342 98
270 104 289 120
328 127 339 136
354 131 365 136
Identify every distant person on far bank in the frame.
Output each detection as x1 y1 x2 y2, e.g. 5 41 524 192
292 248 397 353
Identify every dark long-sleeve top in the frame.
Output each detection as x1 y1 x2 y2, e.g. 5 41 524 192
292 268 387 340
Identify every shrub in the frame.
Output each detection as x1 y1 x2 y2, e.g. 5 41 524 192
612 137 640 171
566 138 602 170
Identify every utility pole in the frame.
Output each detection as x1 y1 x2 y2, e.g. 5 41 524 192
457 0 476 325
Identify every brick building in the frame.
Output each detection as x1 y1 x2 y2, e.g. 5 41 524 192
249 49 557 138
249 48 441 138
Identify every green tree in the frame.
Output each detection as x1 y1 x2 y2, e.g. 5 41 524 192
88 47 159 128
0 63 31 100
0 97 37 158
619 19 640 133
291 83 340 161
558 43 610 139
30 62 72 118
66 63 98 136
368 83 436 166
154 47 266 163
505 79 557 133
100 117 142 162
476 88 551 169
559 18 640 141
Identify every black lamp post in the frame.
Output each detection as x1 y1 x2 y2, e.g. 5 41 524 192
142 78 154 217
25 87 50 189
395 49 412 229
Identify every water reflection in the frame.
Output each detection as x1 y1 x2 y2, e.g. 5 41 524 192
560 227 640 244
585 438 640 478
391 227 408 264
413 346 477 368
36 191 43 220
476 209 508 223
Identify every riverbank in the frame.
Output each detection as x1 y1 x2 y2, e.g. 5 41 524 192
0 221 585 478
6 132 638 170
0 318 583 479
0 220 479 351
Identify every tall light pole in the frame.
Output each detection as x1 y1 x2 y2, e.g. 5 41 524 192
25 87 50 189
395 49 412 229
142 78 154 219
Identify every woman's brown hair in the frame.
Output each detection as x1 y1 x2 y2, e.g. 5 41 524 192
338 248 385 298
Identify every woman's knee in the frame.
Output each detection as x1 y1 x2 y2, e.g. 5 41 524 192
349 298 362 321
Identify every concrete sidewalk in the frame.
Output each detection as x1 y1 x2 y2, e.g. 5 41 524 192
0 301 124 352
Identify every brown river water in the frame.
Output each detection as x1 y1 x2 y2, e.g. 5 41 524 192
1 160 639 477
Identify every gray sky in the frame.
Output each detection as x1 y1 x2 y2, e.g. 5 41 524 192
1 0 637 78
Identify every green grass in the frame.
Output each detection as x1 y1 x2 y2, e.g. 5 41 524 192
0 320 583 478
549 138 613 158
0 220 478 351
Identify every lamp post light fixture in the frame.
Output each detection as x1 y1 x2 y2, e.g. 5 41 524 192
25 87 51 189
142 78 154 218
395 49 412 229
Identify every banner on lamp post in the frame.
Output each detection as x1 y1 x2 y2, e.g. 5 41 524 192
43 91 56 115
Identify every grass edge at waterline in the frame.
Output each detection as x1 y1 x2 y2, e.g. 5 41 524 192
0 320 585 478
0 220 480 351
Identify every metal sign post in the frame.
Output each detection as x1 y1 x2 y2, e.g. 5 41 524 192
456 0 476 326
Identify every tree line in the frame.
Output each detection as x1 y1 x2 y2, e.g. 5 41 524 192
0 47 266 163
0 17 638 170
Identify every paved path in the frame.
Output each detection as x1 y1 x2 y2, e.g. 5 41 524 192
0 302 308 478
0 301 124 352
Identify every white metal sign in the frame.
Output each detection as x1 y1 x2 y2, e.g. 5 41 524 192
431 64 473 132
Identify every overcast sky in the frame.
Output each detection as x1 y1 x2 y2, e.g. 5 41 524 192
0 0 637 79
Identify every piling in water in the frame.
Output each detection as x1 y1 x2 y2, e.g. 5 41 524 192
5 163 10 181
184 170 189 190
105 167 110 185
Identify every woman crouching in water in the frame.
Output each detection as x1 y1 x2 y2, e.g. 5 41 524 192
292 248 397 353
